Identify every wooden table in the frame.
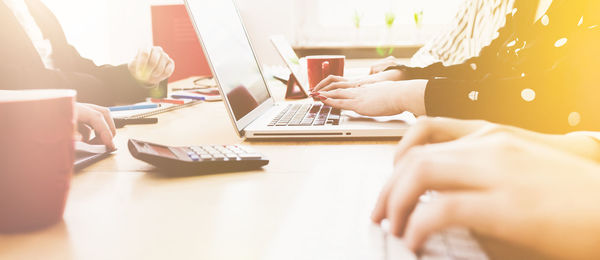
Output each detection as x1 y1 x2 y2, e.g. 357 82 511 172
0 59 545 260
0 60 413 260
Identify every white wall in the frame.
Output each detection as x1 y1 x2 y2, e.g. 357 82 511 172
43 0 292 66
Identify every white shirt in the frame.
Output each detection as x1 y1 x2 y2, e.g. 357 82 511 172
3 0 56 70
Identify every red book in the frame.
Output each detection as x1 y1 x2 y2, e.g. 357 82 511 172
151 5 212 82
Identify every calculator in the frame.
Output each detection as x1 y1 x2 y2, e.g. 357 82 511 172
128 139 269 174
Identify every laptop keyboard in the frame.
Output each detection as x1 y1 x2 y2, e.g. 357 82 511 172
420 228 489 260
268 104 341 127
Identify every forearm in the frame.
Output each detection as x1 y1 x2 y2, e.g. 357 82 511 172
357 69 405 85
395 80 427 116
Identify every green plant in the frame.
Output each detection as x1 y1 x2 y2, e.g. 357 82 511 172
384 11 396 29
413 10 424 28
376 46 394 57
352 10 364 29
376 11 397 57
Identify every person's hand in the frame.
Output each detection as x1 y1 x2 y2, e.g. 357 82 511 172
75 103 116 150
370 56 401 74
315 80 427 117
372 135 600 259
128 46 175 86
392 117 600 165
312 69 404 93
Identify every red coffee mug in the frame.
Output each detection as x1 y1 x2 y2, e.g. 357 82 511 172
306 55 345 90
0 89 76 233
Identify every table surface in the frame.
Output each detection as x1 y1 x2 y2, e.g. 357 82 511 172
0 59 541 260
0 60 411 260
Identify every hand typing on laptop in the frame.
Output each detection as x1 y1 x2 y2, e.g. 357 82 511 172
372 117 600 259
311 69 404 93
75 103 117 150
315 80 427 117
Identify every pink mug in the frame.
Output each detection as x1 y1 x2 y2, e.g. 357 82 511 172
306 55 345 91
0 89 76 233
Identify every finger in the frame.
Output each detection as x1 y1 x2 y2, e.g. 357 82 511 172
77 123 92 142
86 104 116 136
144 47 162 80
150 53 170 84
386 144 493 236
370 58 397 74
321 98 357 111
319 89 355 99
393 117 436 165
135 48 150 77
79 109 115 150
394 117 487 165
370 63 389 75
313 75 346 92
403 193 489 252
372 165 405 223
369 66 378 75
319 81 357 92
165 58 175 77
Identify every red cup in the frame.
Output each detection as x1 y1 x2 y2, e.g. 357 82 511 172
0 89 76 233
306 55 345 91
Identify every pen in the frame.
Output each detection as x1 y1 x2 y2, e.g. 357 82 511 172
109 104 159 112
170 95 206 101
171 87 212 91
149 98 186 105
114 118 158 128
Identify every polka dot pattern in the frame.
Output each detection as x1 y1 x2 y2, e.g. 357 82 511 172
568 112 581 127
554 38 568 48
521 89 536 102
399 0 598 133
468 91 479 101
541 15 549 26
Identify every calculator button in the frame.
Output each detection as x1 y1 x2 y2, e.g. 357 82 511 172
242 148 257 154
212 154 226 161
200 154 213 160
189 155 200 161
239 154 262 160
190 146 204 153
225 154 239 160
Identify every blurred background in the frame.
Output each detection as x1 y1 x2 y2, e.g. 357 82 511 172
43 0 462 66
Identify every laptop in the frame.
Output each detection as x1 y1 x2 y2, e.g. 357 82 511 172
184 0 413 139
270 35 310 97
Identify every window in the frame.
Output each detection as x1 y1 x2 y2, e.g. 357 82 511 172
292 0 463 46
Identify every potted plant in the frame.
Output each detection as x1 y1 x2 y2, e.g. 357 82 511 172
352 9 364 44
376 11 396 57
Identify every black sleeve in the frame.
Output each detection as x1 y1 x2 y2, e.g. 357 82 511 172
55 45 168 106
21 0 167 106
0 61 167 106
424 75 595 134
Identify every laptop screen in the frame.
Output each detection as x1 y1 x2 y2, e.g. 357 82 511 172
185 0 271 124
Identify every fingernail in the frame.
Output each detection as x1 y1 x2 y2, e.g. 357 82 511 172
319 96 328 101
